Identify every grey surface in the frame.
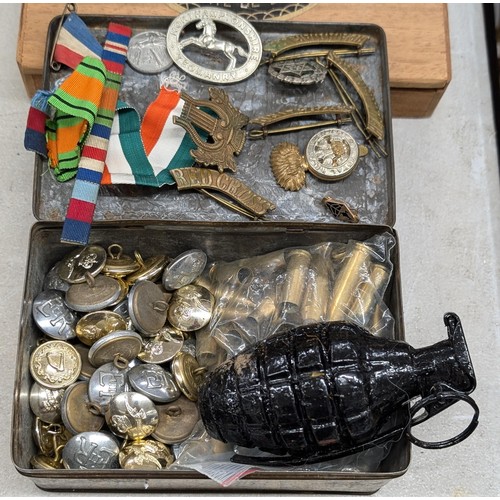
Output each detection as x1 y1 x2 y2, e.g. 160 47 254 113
0 3 498 497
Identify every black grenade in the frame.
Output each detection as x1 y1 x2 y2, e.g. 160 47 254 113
198 312 478 466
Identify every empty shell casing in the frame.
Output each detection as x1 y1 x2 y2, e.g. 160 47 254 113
280 249 312 309
301 255 330 324
348 263 391 326
326 241 373 321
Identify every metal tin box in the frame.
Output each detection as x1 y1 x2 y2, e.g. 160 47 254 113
13 13 407 493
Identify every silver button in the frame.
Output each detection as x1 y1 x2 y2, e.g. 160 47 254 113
162 249 208 291
32 290 77 341
105 392 159 441
29 382 64 424
62 431 120 469
128 364 180 403
88 362 130 414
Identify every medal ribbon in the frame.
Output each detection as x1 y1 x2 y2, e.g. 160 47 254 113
102 87 203 187
46 57 107 181
61 22 131 245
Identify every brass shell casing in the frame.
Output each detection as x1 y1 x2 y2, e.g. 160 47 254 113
280 249 312 309
326 242 373 321
348 263 391 326
301 255 331 324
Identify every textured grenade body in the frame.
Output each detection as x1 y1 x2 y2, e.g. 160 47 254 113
198 315 477 464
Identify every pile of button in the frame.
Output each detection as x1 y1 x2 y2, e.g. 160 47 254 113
29 243 215 470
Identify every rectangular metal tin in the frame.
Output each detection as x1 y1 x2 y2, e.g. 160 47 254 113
15 12 406 493
33 16 395 227
12 221 409 493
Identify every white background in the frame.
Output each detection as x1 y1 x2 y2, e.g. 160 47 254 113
0 3 498 497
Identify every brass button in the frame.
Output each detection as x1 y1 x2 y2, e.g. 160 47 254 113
171 352 206 402
125 253 169 285
29 382 64 424
60 381 105 435
102 244 141 277
75 310 128 346
138 326 184 364
58 245 107 284
152 395 200 444
167 284 215 332
65 274 122 313
128 280 170 336
119 439 174 470
29 340 82 390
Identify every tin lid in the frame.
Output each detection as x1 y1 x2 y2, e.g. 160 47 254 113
34 16 394 228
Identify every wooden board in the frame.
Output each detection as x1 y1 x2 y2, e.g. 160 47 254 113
16 3 450 117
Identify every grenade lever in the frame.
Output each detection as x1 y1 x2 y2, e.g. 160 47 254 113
407 385 479 449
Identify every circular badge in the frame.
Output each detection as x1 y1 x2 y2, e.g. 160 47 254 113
305 128 361 181
166 7 262 83
127 31 173 74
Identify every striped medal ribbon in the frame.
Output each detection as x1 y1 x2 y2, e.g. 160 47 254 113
60 22 132 245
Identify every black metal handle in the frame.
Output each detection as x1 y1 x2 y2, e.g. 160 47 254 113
407 390 479 449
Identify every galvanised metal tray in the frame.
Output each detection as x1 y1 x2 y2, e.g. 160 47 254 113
33 15 395 227
12 221 408 493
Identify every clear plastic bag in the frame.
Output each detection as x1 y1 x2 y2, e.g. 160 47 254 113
207 232 396 357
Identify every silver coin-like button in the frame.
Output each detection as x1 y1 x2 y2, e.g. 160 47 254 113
105 392 159 440
88 362 130 414
167 284 215 332
62 431 120 469
29 382 65 424
128 364 180 403
43 261 71 292
128 280 170 336
65 275 122 313
58 245 107 284
32 290 77 341
88 330 143 368
162 249 208 291
127 31 173 74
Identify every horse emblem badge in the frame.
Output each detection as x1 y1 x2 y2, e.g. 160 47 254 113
166 7 262 84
